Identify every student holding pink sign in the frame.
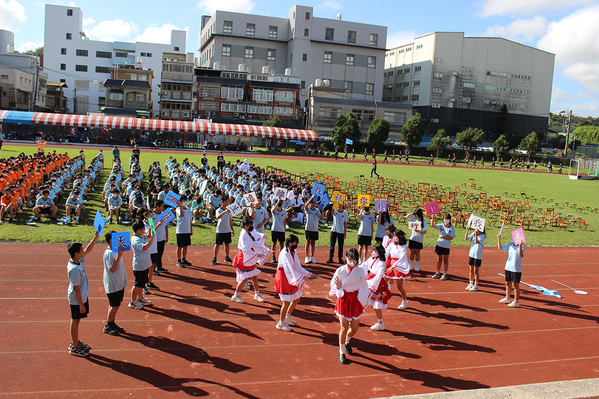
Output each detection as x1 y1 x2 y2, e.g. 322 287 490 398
497 231 525 308
405 209 427 272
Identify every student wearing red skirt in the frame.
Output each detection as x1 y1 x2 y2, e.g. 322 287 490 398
382 223 396 254
231 216 269 303
365 244 392 331
329 248 369 364
274 234 316 332
385 230 411 309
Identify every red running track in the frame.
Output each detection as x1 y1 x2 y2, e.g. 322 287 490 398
0 243 598 398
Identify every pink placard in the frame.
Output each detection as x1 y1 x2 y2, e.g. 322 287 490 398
425 200 441 216
511 228 527 245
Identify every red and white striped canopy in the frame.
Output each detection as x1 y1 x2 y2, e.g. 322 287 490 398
0 111 318 141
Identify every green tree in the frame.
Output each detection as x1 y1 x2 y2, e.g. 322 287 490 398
366 118 390 152
493 134 510 159
572 125 599 145
519 131 541 156
262 116 282 127
331 112 361 148
24 46 43 57
428 128 451 158
455 127 484 150
400 113 424 150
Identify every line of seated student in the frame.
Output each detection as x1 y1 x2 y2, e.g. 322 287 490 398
102 158 146 224
61 153 103 224
0 151 73 223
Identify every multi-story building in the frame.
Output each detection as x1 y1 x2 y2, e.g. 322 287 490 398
46 82 68 113
0 56 48 111
159 52 195 120
195 67 301 123
102 64 153 118
384 32 555 137
198 5 386 104
43 4 187 115
307 83 411 142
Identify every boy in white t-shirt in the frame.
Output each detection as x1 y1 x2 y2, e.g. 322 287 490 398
129 220 157 310
102 230 127 335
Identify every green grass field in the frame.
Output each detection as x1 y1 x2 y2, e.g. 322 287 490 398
1 143 597 247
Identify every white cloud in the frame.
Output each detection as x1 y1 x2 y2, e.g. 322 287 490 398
134 24 187 44
386 30 417 49
86 19 139 42
0 0 26 30
17 40 42 53
82 17 94 26
550 87 599 115
68 1 76 6
562 63 599 92
197 0 255 14
537 6 599 66
319 1 342 11
484 16 548 43
479 0 596 17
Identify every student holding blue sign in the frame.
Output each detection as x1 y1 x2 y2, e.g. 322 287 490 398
153 200 169 273
175 195 193 268
129 219 159 310
102 230 127 336
304 194 322 264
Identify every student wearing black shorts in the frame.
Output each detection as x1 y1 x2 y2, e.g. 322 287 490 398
212 194 234 265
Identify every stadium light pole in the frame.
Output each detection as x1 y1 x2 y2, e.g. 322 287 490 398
559 110 572 157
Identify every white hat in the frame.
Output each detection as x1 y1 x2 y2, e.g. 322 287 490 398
244 159 248 163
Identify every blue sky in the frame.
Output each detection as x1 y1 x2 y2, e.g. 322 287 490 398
2 0 599 117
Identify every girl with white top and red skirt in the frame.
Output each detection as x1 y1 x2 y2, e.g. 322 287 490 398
382 223 396 254
385 230 411 310
231 216 269 304
274 234 316 332
330 248 370 364
364 244 392 331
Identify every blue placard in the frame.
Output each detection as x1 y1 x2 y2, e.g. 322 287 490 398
345 138 353 145
93 209 106 236
163 191 181 208
311 182 327 199
158 208 175 225
319 192 330 211
111 231 131 253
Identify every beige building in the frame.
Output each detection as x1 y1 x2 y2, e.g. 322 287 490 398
102 65 153 118
159 52 195 120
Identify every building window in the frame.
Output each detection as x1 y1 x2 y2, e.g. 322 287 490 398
487 71 508 77
266 49 276 61
434 72 443 78
174 46 179 51
369 33 378 46
305 11 310 19
66 33 72 40
76 49 88 57
412 95 420 101
95 66 110 73
245 47 254 59
60 63 66 70
60 78 66 83
146 53 152 57
290 52 292 61
347 31 356 44
136 93 145 102
246 23 255 36
302 53 307 61
221 86 244 99
130 74 137 80
325 28 334 41
253 88 273 102
222 44 231 56
304 28 309 36
414 66 422 73
485 85 507 91
141 52 146 57
319 107 342 119
67 9 73 16
96 51 111 58
465 67 474 72
109 93 123 101
431 118 439 123
275 90 295 102
345 54 354 66
404 68 410 74
344 81 353 93
75 65 87 72
416 44 423 49
115 51 127 58
224 21 233 34
301 80 305 89
367 56 376 68
269 25 278 38
435 58 444 63
463 83 476 88
413 81 420 87
432 87 442 93
139 75 147 81
366 83 374 95
61 48 67 55
324 51 332 63
384 111 406 124
431 102 441 108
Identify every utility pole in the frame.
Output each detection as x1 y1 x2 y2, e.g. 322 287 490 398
73 88 77 114
31 56 40 112
563 110 572 157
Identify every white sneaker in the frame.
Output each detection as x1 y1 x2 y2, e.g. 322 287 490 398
414 264 419 272
398 300 409 310
358 258 362 264
128 300 143 310
243 281 251 290
192 217 197 224
231 293 244 303
508 300 520 308
466 283 473 291
469 285 479 292
138 298 152 306
440 274 448 281
499 297 511 304
370 322 386 331
305 256 311 264
310 256 317 264
254 292 265 302
285 315 297 326
276 321 292 332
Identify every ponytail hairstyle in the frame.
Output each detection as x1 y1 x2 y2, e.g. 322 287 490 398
373 243 386 262
346 248 359 263
414 208 424 221
443 213 452 227
285 234 299 249
242 215 254 228
394 229 407 245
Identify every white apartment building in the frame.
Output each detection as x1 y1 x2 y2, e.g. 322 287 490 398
384 32 555 137
0 52 48 111
43 4 187 115
198 5 386 104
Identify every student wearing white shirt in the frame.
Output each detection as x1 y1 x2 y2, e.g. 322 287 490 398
102 231 127 335
464 225 486 292
327 203 348 264
231 216 267 303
